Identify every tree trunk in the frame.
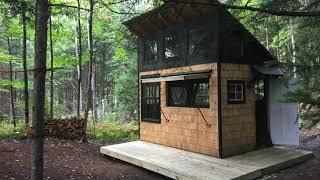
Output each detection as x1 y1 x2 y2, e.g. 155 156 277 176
265 27 269 50
22 9 29 126
92 65 98 122
77 0 83 117
290 18 296 78
49 6 54 119
7 37 16 128
275 16 280 61
83 0 94 141
101 52 106 119
32 0 49 179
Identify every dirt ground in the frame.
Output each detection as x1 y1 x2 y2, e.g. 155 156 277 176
0 138 167 180
260 128 320 180
1 129 320 180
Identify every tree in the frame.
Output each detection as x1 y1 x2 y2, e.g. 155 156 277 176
22 1 30 126
83 0 94 141
32 0 48 179
76 0 83 117
49 0 54 118
7 36 16 128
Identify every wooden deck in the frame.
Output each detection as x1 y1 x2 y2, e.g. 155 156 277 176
100 141 313 180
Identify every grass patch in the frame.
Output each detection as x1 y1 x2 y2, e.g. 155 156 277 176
0 122 26 139
87 121 139 143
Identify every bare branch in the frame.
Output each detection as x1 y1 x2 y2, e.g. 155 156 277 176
165 0 320 17
50 3 90 12
99 1 140 15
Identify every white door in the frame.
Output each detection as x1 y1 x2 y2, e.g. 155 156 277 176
269 78 299 145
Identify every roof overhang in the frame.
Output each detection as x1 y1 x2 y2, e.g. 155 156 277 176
123 1 219 36
141 70 211 83
253 65 284 79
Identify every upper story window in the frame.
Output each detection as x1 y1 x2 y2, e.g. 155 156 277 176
164 32 184 61
227 80 246 104
188 26 216 58
144 40 158 65
168 79 209 108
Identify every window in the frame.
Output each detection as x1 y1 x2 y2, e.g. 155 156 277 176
144 40 157 65
164 32 184 60
168 79 209 108
141 83 160 123
188 26 216 58
227 80 246 104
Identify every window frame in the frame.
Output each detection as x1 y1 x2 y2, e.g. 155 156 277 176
141 82 161 123
227 80 246 104
163 31 184 62
167 78 210 108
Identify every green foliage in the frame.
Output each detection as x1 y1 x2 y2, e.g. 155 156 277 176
0 51 21 63
0 122 26 140
112 47 128 61
87 121 138 143
0 80 32 90
0 88 8 93
281 89 320 109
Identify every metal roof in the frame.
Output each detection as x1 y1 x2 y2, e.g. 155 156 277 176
253 65 284 77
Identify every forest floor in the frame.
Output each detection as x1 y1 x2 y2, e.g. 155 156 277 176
0 138 167 180
0 129 320 180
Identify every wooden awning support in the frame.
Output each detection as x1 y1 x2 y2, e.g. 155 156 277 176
198 108 211 128
141 71 211 83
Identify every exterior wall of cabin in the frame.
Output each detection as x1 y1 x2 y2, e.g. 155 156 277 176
220 63 256 157
140 63 219 157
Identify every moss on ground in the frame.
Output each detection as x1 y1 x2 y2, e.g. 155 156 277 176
0 122 26 139
87 121 139 143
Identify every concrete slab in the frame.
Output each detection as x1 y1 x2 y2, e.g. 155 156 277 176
100 141 313 180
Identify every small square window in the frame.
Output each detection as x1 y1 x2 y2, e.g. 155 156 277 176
227 80 246 104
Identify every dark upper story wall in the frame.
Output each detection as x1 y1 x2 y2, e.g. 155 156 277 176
126 3 274 72
220 10 274 64
138 15 220 72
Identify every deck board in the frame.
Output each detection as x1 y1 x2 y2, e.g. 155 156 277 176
100 141 312 180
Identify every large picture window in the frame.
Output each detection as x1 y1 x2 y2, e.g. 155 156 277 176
227 80 246 104
144 40 158 65
164 32 184 60
141 83 160 123
168 79 209 108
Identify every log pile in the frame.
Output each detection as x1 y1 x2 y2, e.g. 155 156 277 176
27 117 85 140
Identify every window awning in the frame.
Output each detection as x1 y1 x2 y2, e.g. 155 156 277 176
253 65 284 78
141 70 211 83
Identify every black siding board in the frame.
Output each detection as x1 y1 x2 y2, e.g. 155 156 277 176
220 10 274 65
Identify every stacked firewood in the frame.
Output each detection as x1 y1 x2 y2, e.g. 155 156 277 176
28 117 85 140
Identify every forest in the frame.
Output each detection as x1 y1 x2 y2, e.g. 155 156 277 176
0 0 320 179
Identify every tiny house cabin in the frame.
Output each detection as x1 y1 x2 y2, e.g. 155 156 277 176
124 0 299 158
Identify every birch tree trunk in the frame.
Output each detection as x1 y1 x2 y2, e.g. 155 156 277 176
32 0 49 179
22 8 29 126
290 18 297 78
265 27 269 50
49 4 54 118
7 37 16 128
